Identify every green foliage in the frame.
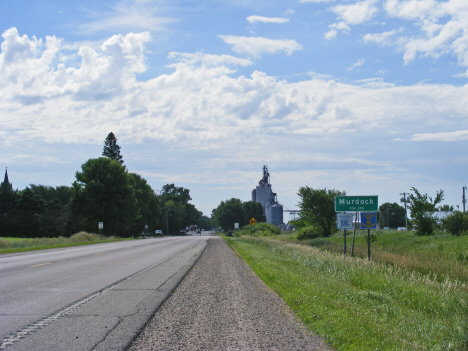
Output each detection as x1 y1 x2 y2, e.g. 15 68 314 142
296 224 323 240
236 222 280 236
70 157 138 237
442 211 468 236
408 187 444 236
128 173 162 235
212 198 266 231
160 184 199 234
439 204 454 211
297 187 345 237
102 132 123 164
378 202 406 229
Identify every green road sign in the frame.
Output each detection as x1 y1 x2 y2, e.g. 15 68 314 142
335 196 378 212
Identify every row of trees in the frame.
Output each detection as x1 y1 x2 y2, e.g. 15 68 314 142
296 186 462 238
0 133 208 238
211 198 266 231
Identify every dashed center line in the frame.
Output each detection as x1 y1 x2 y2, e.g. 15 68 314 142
32 263 52 267
95 252 106 255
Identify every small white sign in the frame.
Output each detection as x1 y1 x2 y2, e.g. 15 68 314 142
234 223 239 229
337 213 353 230
98 222 103 229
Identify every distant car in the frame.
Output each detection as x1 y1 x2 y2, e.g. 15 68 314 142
155 230 163 236
180 230 187 235
201 229 204 231
142 231 150 237
397 227 406 231
197 229 201 234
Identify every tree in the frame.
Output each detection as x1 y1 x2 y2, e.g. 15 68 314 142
297 187 345 237
0 177 18 236
438 204 454 211
128 173 162 236
442 211 468 236
242 201 266 224
378 202 406 229
160 184 198 234
408 187 444 236
70 158 138 236
212 198 246 231
102 132 124 164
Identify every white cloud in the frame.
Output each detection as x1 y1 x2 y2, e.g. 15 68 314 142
380 0 468 68
300 0 336 2
325 29 338 40
332 0 378 25
78 0 174 34
348 59 365 70
412 130 468 141
2 28 468 215
218 35 303 58
168 52 253 67
364 28 402 45
247 16 289 24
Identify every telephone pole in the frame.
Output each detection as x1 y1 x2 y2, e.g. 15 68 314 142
400 192 408 228
463 186 467 213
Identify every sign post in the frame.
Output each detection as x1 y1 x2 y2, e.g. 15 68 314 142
337 213 354 256
98 222 103 240
249 218 257 236
360 212 377 261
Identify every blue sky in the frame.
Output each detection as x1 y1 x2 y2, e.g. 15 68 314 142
1 0 467 218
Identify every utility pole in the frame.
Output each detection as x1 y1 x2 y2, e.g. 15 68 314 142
463 186 467 213
400 192 408 228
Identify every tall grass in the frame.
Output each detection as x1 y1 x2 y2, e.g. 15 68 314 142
0 232 122 253
226 236 468 350
293 230 468 284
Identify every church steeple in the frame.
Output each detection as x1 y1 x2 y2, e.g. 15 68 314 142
3 167 9 185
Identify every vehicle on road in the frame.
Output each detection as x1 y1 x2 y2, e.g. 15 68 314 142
197 229 201 235
180 230 187 236
155 230 163 236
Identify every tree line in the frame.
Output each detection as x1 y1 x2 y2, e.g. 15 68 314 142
295 186 465 238
0 133 209 238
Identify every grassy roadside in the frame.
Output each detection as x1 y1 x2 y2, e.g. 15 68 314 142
225 235 468 350
0 232 131 254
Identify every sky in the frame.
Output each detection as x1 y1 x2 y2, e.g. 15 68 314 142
1 0 468 219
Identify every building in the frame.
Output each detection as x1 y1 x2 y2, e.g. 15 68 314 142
251 166 283 226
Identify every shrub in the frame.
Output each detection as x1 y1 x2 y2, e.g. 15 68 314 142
442 211 468 236
0 239 9 249
70 232 95 242
297 225 323 240
236 222 280 237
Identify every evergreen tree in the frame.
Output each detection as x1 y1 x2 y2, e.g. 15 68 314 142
102 132 124 164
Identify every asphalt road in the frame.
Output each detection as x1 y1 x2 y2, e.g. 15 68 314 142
0 233 211 350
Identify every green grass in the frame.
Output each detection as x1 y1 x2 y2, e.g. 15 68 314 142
225 235 468 350
0 232 131 254
291 230 468 285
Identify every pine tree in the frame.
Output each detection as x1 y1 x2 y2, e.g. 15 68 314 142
102 132 124 164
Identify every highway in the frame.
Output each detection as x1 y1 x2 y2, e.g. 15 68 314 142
0 234 211 350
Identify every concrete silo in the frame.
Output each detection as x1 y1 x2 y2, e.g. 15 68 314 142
251 165 283 226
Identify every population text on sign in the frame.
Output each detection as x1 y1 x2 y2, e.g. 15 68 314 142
335 196 378 212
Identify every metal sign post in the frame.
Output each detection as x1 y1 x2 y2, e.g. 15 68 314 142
249 218 257 236
98 222 103 240
360 212 377 261
337 213 353 257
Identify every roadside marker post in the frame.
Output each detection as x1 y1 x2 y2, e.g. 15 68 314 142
337 213 354 256
98 222 103 240
360 212 377 261
249 218 257 236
